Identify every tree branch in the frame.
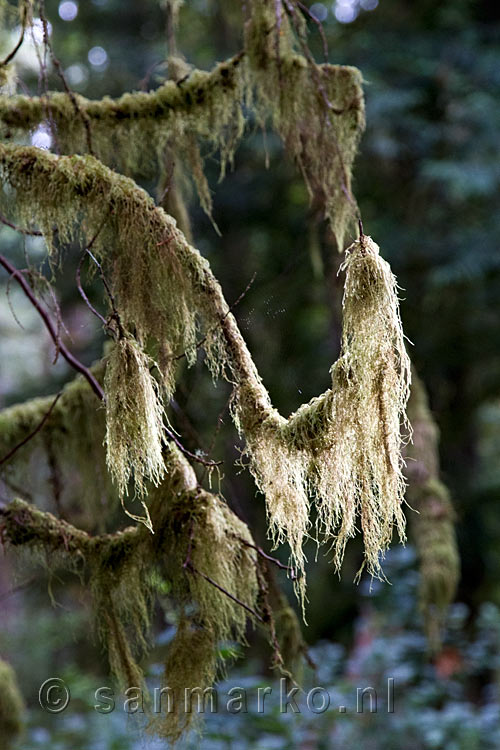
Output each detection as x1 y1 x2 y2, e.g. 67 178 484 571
0 253 104 400
0 392 61 467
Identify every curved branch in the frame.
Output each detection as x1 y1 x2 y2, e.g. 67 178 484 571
0 253 105 400
0 51 246 131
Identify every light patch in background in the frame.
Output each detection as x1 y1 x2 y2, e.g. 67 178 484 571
65 63 89 87
310 3 328 22
58 1 79 22
7 18 53 72
0 285 64 400
28 18 51 45
31 125 52 150
332 0 379 23
88 46 108 69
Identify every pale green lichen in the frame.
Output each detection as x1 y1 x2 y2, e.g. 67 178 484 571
0 370 117 525
0 441 260 701
0 658 24 749
245 0 365 249
0 146 411 611
406 372 460 650
233 236 411 596
0 0 364 244
104 338 165 510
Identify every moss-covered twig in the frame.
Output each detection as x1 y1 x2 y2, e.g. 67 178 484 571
0 392 61 466
0 497 139 557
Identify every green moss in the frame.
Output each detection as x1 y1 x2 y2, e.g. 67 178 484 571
0 370 117 523
0 658 24 748
0 6 364 243
154 617 217 745
406 373 460 650
104 338 165 512
0 147 410 619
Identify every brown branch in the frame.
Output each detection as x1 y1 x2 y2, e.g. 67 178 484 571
0 253 104 400
234 535 297 579
164 428 222 468
39 1 95 155
296 1 329 62
0 392 61 467
0 497 138 555
0 18 26 68
0 214 43 236
185 560 264 623
173 271 257 361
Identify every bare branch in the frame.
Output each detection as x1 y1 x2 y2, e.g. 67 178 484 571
0 392 61 467
0 253 104 400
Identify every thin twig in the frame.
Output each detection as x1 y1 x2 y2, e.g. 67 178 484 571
76 255 108 327
0 214 43 236
0 392 61 466
0 254 104 400
174 272 257 361
76 213 124 335
234 535 297 579
296 1 329 62
0 6 27 69
0 28 25 68
185 561 264 623
39 1 95 155
164 427 222 468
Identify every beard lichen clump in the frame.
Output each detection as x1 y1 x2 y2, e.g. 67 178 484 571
155 617 218 745
317 235 411 575
237 236 411 590
244 0 365 249
405 372 459 649
315 235 412 576
104 338 165 516
0 658 24 749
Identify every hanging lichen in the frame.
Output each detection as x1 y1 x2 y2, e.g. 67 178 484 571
405 371 460 650
104 337 165 512
234 235 411 598
154 616 218 745
0 146 412 605
0 440 260 700
0 658 24 749
0 369 117 524
244 0 364 249
0 0 364 242
315 235 411 574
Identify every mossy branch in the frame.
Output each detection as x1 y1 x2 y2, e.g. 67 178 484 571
0 52 245 131
0 496 139 558
0 27 364 244
0 145 410 605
